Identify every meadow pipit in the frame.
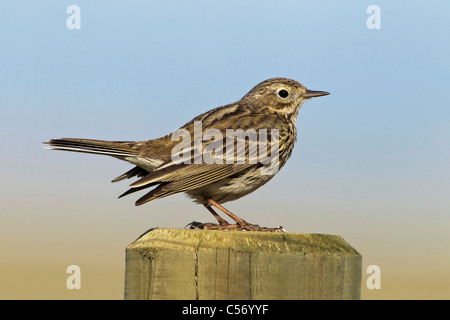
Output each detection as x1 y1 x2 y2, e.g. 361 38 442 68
44 78 329 231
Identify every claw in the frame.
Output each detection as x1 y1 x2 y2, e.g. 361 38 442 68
185 221 242 231
185 221 287 232
185 221 214 229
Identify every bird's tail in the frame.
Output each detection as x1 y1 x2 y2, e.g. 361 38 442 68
44 138 154 183
43 138 138 158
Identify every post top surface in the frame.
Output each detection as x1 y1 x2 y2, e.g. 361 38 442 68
127 228 360 256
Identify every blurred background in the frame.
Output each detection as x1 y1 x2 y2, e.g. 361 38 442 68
0 0 449 299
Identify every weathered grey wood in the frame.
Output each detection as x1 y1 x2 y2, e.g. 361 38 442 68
124 228 361 300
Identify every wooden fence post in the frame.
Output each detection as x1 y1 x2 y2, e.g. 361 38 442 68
124 228 361 300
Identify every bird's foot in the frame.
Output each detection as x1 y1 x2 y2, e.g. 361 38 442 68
239 222 287 232
186 221 243 231
186 221 286 232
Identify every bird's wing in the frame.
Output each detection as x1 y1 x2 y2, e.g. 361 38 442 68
132 163 255 205
120 113 287 205
111 166 149 182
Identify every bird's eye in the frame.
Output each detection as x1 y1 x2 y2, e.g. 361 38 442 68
278 89 289 98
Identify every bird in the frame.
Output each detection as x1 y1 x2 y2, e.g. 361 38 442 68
44 78 329 231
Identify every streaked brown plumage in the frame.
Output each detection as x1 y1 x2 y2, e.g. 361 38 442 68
44 78 329 231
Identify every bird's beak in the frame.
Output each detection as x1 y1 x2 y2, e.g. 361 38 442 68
304 89 330 99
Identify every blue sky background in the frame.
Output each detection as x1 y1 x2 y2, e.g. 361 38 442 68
1 1 449 299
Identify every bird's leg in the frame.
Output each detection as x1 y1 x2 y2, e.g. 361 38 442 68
202 204 244 230
205 197 278 231
205 198 253 230
186 204 242 230
205 197 286 232
189 197 285 232
203 204 230 227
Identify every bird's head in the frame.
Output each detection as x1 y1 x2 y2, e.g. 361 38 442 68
242 77 329 119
